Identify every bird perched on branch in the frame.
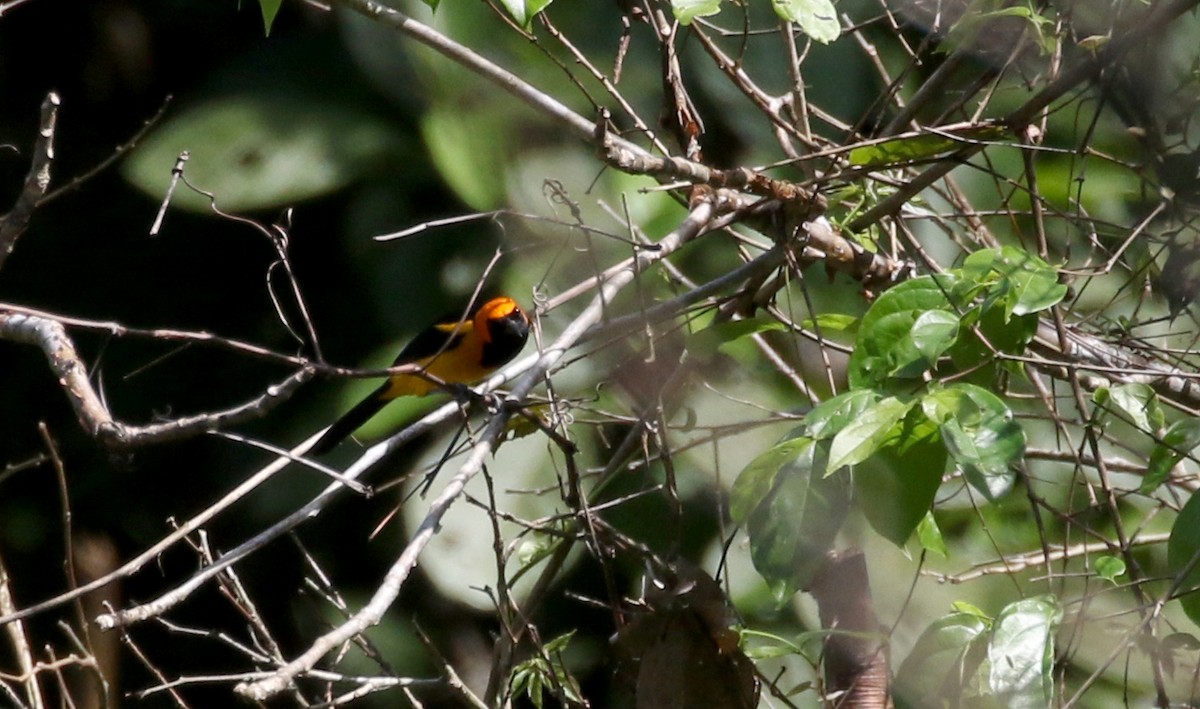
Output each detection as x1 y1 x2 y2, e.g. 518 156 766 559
310 296 530 455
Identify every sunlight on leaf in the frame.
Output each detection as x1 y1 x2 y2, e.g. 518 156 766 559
987 596 1061 708
828 396 913 472
672 0 723 24
770 0 840 43
258 0 282 35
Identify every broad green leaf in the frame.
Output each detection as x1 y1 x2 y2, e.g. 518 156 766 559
745 440 850 597
800 312 859 334
960 246 1066 320
1094 555 1126 582
730 437 814 523
1007 267 1068 317
851 274 966 389
854 410 947 547
917 511 949 558
895 612 989 707
945 300 1038 384
828 397 914 472
672 0 722 24
858 274 961 336
1168 492 1200 628
124 95 402 212
911 309 960 363
258 0 283 34
804 389 881 440
770 0 841 43
987 596 1062 709
923 385 1024 500
1145 419 1200 494
689 317 787 359
1094 383 1164 432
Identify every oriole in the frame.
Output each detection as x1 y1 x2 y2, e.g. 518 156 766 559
310 296 530 455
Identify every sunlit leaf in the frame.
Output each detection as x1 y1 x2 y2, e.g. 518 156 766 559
961 246 1066 319
895 612 989 706
497 0 555 28
987 596 1062 708
804 389 881 440
910 309 960 363
672 0 722 24
917 511 949 558
1094 383 1164 432
800 312 859 334
923 385 1024 500
828 396 914 472
258 0 282 34
770 0 840 43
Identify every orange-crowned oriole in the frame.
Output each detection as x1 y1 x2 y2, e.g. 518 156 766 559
310 296 530 455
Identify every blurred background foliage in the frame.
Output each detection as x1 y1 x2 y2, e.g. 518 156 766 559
2 0 1200 706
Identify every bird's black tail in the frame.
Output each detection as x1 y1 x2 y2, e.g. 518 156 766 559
309 384 391 455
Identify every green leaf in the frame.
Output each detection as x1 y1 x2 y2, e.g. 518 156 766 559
917 511 949 558
1144 418 1200 494
895 612 989 707
923 385 1024 500
672 0 723 24
258 0 283 34
828 397 914 472
1168 492 1200 628
497 0 554 28
689 317 787 359
911 309 961 363
987 596 1062 709
730 437 815 524
854 409 947 547
1094 555 1126 582
744 440 851 597
1094 383 1164 432
952 601 991 620
960 246 1066 320
850 274 964 388
849 125 1009 167
124 94 402 212
800 312 859 333
804 390 881 440
770 0 841 43
850 134 958 167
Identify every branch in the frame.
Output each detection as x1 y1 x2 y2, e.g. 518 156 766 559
0 310 314 447
0 92 58 271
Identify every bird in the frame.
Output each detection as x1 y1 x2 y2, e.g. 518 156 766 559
310 296 530 455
